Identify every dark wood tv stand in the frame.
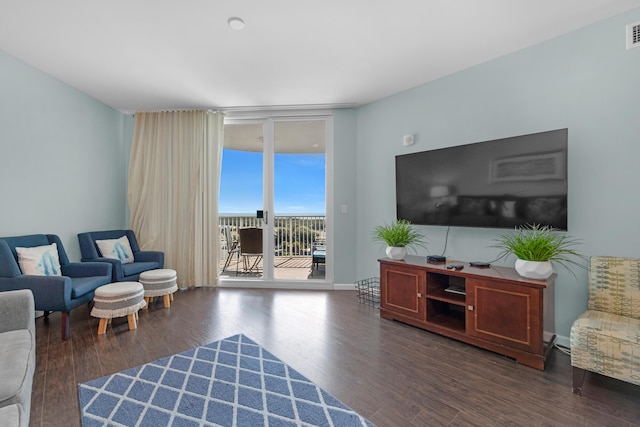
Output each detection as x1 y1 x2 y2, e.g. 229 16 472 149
379 255 556 370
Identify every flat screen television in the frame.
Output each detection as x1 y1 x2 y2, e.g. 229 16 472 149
395 128 568 230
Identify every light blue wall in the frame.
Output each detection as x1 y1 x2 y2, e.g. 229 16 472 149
351 8 640 342
332 109 358 283
0 50 129 261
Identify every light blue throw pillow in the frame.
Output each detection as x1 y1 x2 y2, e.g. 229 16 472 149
95 235 135 264
16 243 62 276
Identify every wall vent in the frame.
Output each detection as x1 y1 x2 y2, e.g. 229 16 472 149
627 22 640 50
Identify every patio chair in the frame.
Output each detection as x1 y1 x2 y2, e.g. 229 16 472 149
221 226 240 272
311 238 326 276
236 228 263 276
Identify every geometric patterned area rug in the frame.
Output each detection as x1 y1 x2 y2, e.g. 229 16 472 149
78 334 376 426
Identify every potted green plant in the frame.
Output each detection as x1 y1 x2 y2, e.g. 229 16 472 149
493 223 584 279
373 219 426 260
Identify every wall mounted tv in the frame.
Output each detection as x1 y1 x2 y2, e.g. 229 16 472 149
395 128 568 230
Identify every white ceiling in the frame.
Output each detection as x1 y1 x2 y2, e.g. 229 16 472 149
1 0 639 113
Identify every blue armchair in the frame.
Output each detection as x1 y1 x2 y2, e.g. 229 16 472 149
0 234 112 340
78 229 164 282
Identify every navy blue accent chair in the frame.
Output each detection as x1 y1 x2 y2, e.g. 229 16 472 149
77 229 164 283
0 234 112 340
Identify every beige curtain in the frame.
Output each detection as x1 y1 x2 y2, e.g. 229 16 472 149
128 110 224 288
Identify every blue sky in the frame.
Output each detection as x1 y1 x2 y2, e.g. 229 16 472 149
219 149 326 214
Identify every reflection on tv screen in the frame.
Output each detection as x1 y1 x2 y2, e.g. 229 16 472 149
395 129 568 230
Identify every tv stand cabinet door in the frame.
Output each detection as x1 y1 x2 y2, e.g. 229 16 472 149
380 262 426 322
466 279 543 354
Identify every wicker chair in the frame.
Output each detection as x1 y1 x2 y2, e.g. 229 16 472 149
236 228 263 275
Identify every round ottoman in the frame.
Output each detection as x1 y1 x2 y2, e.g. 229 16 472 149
91 282 146 335
139 269 178 309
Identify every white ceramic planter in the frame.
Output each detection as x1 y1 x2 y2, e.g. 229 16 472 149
514 259 553 280
385 246 407 260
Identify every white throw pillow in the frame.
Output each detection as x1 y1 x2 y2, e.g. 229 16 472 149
16 243 62 276
95 235 135 264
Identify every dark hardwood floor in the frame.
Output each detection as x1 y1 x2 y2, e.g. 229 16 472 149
31 288 640 427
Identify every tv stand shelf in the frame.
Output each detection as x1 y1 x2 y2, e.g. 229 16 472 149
427 288 465 305
379 255 556 370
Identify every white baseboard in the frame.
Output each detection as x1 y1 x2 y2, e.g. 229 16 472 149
333 283 356 290
555 334 569 348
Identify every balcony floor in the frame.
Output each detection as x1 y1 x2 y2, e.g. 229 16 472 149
219 255 325 280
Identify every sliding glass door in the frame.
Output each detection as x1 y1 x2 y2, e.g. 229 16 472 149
272 120 326 280
219 114 331 285
218 121 265 278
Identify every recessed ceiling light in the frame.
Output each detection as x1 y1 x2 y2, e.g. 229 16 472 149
228 17 245 30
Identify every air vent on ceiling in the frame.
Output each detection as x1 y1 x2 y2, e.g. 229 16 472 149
627 22 640 50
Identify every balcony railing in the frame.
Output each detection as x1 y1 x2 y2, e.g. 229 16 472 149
219 214 326 258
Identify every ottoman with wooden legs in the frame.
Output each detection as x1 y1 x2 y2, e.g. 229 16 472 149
139 268 178 309
91 282 146 335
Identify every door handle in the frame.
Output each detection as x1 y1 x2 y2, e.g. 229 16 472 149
256 210 268 224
